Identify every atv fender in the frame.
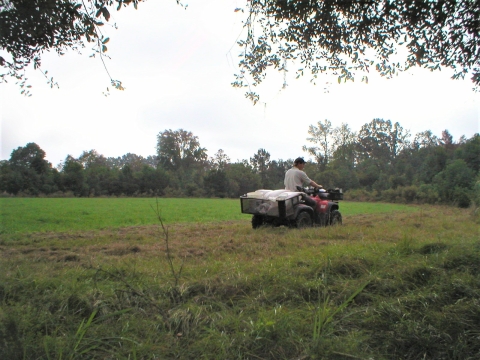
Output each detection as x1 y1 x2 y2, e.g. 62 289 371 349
293 204 314 219
328 202 339 213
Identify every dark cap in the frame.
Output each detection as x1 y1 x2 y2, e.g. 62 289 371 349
294 157 306 165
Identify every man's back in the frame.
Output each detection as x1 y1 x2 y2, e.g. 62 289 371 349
284 167 311 191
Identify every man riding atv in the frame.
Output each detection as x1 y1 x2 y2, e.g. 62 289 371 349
284 157 322 209
240 157 343 229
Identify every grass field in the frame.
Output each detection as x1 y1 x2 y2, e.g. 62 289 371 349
0 197 417 234
1 198 479 359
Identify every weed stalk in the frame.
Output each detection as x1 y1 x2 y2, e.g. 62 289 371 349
313 279 370 341
152 198 184 302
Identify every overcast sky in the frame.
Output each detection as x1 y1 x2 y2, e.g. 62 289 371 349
1 0 479 167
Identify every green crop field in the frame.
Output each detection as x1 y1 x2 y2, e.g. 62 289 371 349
0 197 417 234
0 198 245 234
1 198 478 360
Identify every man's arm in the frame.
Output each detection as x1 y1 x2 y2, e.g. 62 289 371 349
309 180 323 189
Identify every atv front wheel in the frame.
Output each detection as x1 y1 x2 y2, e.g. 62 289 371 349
252 215 264 229
330 210 342 225
296 211 312 228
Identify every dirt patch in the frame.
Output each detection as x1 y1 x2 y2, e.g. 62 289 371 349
63 254 80 262
103 245 142 256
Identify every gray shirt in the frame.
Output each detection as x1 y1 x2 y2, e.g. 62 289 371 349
284 167 311 191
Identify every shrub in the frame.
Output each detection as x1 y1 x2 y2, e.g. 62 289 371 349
401 185 418 203
416 184 439 204
380 188 400 203
473 177 480 208
433 159 475 205
344 189 372 202
163 186 185 198
453 187 471 208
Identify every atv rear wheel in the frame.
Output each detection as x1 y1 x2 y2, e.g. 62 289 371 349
330 210 342 225
252 215 264 229
296 211 312 228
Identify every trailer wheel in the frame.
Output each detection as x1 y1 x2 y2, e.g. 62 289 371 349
252 215 264 229
296 211 312 228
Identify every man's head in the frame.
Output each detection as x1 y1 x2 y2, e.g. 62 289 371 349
293 157 306 169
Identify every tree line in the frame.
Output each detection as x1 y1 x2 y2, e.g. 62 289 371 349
1 120 479 207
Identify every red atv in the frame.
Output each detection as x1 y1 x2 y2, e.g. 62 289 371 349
240 186 343 229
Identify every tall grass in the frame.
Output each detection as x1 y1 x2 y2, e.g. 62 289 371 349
1 203 478 359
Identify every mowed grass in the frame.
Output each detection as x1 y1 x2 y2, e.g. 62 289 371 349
1 199 478 359
0 198 243 234
0 197 417 234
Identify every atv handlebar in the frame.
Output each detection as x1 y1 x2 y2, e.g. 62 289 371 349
296 186 343 200
295 185 322 195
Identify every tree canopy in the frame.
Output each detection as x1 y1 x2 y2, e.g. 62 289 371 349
156 129 207 171
234 0 479 102
1 1 478 96
0 0 155 93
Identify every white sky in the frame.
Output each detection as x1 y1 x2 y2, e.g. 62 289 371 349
1 0 479 166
